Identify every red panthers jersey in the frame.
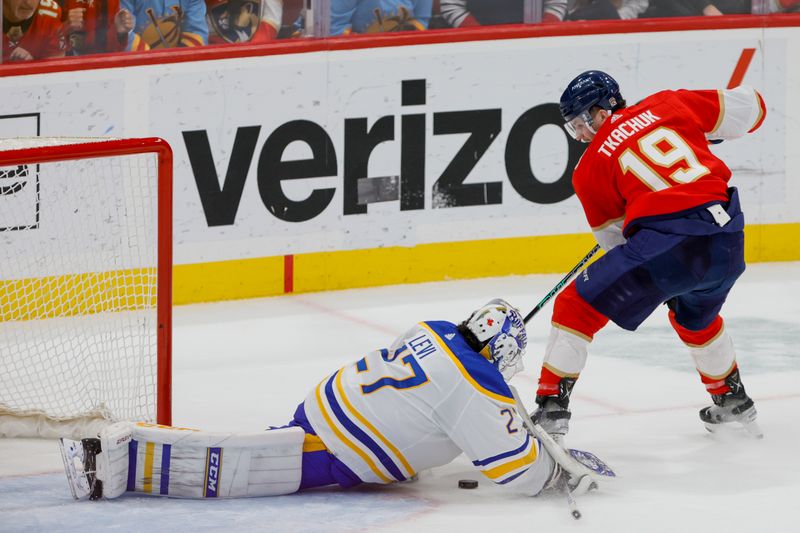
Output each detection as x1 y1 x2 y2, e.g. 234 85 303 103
572 87 766 240
2 0 65 61
63 0 125 54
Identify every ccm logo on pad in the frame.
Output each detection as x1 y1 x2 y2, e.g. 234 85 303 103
205 448 222 498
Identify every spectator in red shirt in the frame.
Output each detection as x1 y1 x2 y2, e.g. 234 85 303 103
2 0 66 61
62 0 131 55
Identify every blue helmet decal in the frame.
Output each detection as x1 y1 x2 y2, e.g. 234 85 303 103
559 70 623 122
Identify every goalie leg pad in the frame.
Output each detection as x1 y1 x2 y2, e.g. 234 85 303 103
91 422 305 499
96 421 136 498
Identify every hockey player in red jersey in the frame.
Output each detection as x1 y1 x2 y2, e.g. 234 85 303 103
2 0 66 61
532 70 766 440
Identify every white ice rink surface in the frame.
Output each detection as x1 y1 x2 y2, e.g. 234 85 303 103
2 262 799 532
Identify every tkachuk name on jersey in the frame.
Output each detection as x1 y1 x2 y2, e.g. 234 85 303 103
598 110 661 157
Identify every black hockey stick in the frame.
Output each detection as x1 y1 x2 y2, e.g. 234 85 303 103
522 244 601 324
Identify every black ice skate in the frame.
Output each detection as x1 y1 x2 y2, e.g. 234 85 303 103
699 369 762 438
59 437 104 500
532 377 575 443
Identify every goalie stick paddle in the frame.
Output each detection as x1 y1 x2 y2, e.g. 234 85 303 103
509 385 616 521
523 244 601 324
508 385 587 520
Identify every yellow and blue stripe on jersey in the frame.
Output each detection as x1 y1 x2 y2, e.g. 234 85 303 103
313 369 415 484
420 321 515 405
471 432 539 484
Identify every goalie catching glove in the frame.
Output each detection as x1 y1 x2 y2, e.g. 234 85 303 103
59 422 304 500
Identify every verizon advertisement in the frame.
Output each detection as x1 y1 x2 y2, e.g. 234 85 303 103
0 26 796 266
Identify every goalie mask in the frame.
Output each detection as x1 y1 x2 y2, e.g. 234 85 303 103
207 0 261 43
463 299 527 381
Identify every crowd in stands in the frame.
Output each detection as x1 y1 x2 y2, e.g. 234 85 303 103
2 0 799 62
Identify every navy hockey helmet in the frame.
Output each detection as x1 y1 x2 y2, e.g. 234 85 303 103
559 70 624 140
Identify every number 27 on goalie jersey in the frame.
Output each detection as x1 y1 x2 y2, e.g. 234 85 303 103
302 321 543 489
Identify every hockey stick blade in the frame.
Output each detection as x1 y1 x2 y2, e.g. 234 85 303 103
509 385 617 520
510 386 614 486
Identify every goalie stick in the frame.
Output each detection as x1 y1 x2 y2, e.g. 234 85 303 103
515 245 608 519
522 244 601 324
509 385 616 520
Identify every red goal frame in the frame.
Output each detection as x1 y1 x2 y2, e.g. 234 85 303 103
0 137 173 426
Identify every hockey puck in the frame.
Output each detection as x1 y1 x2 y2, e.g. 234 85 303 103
458 479 478 489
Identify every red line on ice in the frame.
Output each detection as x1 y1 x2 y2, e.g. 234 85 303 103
290 296 399 336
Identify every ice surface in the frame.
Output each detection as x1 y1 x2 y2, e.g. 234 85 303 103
2 262 799 532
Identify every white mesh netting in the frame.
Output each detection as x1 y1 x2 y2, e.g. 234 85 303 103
0 138 163 437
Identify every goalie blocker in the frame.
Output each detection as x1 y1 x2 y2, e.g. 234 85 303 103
59 422 304 500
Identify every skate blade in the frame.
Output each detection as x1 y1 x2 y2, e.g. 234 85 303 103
704 420 764 439
742 420 764 439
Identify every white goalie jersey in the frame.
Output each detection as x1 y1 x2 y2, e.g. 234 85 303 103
302 321 553 493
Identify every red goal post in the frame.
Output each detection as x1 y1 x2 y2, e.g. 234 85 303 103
0 137 172 438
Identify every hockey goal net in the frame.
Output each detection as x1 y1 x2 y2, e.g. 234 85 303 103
0 137 172 439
